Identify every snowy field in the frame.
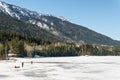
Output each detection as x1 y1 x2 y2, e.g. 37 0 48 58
0 56 120 80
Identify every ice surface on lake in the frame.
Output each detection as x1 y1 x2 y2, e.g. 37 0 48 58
0 56 120 80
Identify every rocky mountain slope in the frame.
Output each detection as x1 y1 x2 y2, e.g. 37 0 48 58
0 1 120 46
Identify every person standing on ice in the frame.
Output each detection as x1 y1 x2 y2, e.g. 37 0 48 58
31 61 33 64
22 62 24 67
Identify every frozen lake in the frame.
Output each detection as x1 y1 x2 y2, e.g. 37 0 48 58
0 56 120 80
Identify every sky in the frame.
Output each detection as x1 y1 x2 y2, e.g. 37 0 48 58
0 0 120 40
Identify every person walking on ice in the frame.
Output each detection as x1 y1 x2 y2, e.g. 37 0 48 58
22 62 24 68
31 61 33 64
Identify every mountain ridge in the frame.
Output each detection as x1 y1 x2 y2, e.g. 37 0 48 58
0 1 120 46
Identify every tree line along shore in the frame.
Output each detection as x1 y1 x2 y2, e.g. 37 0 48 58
0 30 120 59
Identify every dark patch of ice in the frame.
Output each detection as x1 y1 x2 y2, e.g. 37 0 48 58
0 74 8 77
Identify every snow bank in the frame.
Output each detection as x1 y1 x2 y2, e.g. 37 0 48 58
0 56 120 80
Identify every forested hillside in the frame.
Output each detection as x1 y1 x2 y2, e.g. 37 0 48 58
0 30 120 59
0 13 65 42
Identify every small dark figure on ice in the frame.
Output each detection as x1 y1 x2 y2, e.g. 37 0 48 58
22 62 24 67
31 61 33 64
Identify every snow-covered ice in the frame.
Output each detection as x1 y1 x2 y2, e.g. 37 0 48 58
0 56 120 80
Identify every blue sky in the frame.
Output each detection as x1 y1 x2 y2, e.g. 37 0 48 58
1 0 120 40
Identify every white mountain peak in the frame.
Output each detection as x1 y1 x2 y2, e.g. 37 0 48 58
0 1 68 32
0 1 68 21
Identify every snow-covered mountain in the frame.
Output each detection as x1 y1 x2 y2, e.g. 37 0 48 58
0 1 120 46
0 1 67 32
